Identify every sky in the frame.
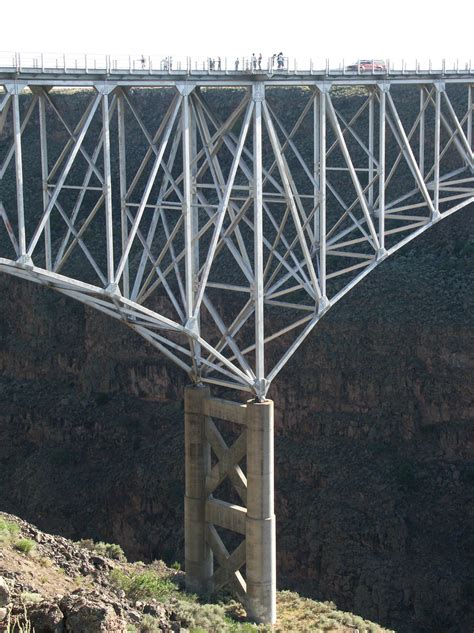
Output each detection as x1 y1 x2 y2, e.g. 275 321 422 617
3 0 473 68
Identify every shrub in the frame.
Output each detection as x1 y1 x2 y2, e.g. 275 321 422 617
0 518 20 545
38 556 53 567
19 592 42 604
110 569 177 602
95 541 127 562
77 538 127 562
139 614 162 632
172 601 258 632
14 539 36 555
77 538 95 551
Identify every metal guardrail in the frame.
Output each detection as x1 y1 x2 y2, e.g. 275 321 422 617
0 52 473 76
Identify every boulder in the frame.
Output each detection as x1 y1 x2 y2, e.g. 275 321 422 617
28 601 64 632
60 594 127 632
0 577 10 607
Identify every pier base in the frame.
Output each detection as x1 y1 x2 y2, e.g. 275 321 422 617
184 385 276 624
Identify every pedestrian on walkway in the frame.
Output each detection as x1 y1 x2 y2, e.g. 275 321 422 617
258 53 262 70
235 58 240 71
252 53 257 70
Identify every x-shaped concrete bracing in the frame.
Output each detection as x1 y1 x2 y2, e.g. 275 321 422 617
185 386 275 622
205 415 247 596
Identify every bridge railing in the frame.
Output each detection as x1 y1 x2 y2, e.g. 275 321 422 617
0 52 473 76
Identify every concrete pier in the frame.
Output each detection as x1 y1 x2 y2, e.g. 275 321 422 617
184 386 276 624
245 399 276 624
184 384 213 593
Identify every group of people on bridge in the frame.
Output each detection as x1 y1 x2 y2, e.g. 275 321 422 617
137 53 287 72
235 52 286 71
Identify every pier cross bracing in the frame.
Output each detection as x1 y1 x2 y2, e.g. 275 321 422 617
1 56 473 623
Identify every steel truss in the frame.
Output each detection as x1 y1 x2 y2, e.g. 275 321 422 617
0 78 473 399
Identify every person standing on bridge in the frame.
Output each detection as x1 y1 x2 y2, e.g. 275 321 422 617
140 55 146 69
258 53 262 70
235 58 240 71
252 53 257 71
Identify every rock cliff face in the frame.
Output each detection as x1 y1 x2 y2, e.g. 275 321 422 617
0 206 473 633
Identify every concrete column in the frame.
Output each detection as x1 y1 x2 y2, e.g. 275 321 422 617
245 399 276 624
184 384 212 593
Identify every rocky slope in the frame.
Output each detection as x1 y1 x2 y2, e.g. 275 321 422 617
0 512 391 632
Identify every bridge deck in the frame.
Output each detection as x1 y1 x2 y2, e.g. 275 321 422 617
1 68 473 87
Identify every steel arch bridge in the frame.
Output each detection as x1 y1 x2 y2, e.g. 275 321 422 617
0 63 473 623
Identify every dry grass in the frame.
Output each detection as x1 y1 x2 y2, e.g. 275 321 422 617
270 591 394 632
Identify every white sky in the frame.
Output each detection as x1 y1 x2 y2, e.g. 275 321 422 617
3 0 473 66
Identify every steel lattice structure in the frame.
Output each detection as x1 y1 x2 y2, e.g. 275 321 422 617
0 72 473 399
1 65 473 623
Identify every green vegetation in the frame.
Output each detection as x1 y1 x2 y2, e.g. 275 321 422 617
0 518 20 545
19 592 42 604
110 570 390 631
0 517 38 557
170 601 258 632
135 605 258 633
110 568 178 602
272 591 392 632
110 569 260 631
77 538 127 562
13 539 36 556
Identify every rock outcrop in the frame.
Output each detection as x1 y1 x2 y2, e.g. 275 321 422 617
0 512 390 632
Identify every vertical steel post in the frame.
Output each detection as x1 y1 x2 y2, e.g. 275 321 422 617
184 384 212 593
12 89 26 258
101 89 114 286
468 84 472 150
368 93 375 209
313 91 320 242
182 89 195 322
117 90 129 298
378 86 386 253
319 88 327 298
245 398 276 624
190 100 201 371
419 87 425 177
433 85 441 216
38 92 51 270
253 84 265 397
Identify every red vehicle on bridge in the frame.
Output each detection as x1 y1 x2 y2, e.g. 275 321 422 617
347 59 387 72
